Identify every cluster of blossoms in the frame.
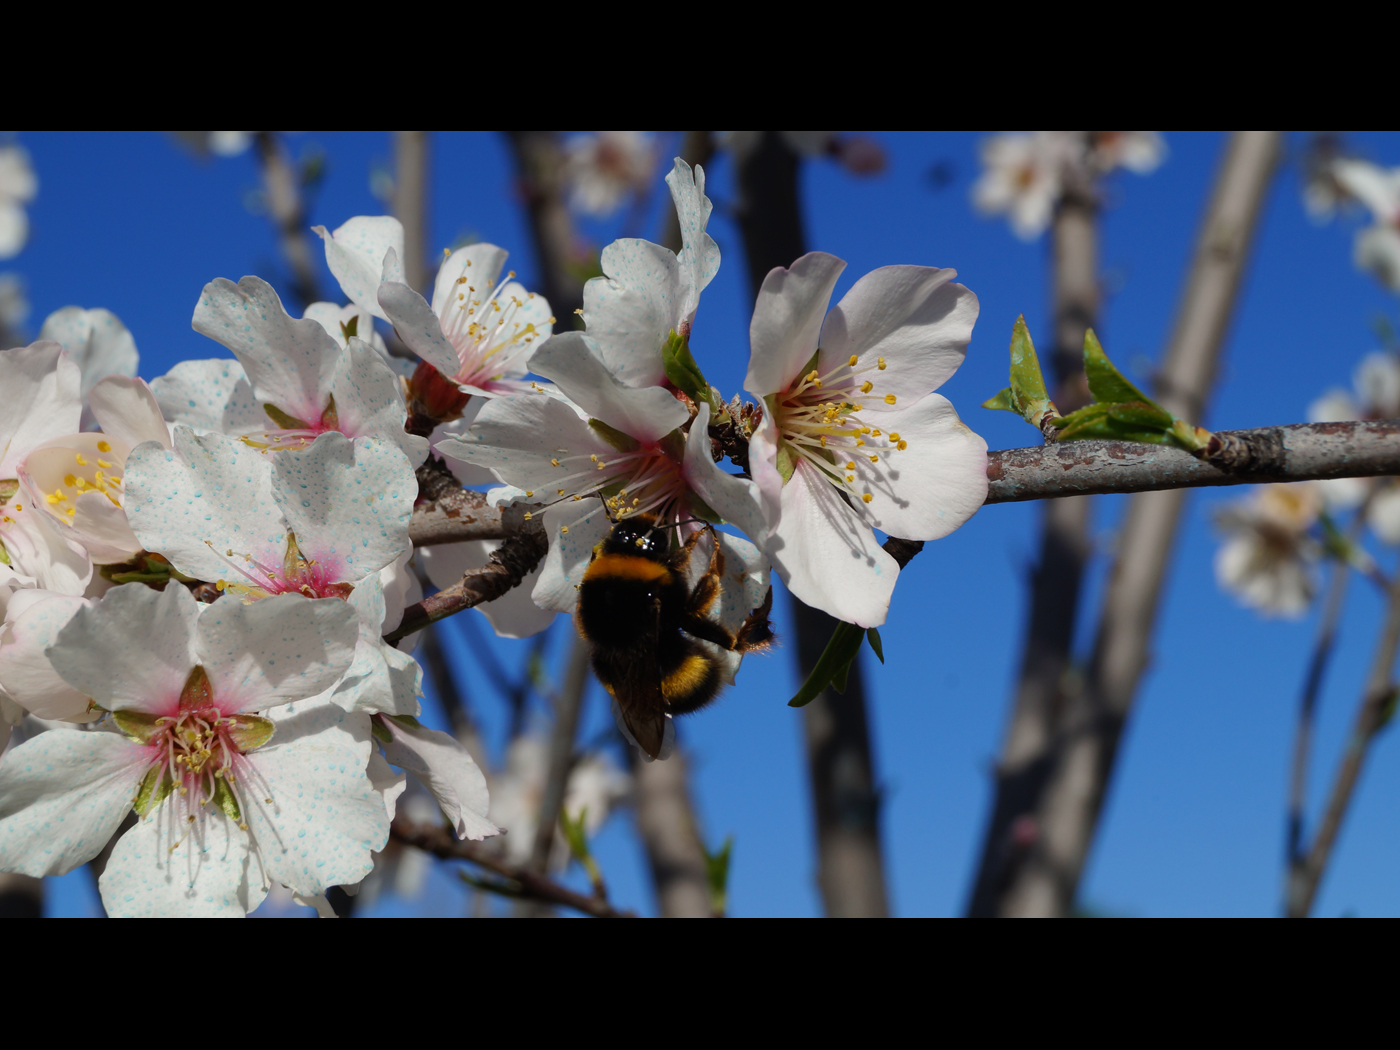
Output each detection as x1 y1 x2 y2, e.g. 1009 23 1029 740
973 130 1165 240
0 154 988 915
1310 156 1400 291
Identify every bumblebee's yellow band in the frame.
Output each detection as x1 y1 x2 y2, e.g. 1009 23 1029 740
661 654 713 702
584 553 673 585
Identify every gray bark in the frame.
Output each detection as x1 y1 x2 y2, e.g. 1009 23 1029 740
991 130 1282 918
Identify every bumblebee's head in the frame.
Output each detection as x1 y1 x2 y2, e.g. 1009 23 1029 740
600 513 667 560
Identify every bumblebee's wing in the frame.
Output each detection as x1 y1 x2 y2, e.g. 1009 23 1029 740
592 603 668 759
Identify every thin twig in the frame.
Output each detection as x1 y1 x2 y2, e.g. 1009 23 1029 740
390 818 633 918
1288 562 1400 917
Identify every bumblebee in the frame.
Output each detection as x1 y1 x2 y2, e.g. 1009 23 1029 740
576 513 774 758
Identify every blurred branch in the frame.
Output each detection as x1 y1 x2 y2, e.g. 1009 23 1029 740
389 817 633 918
981 130 1281 918
1284 538 1357 898
252 132 322 309
394 132 429 293
734 130 888 917
527 636 592 874
629 733 714 917
969 154 1100 917
1288 563 1400 917
503 132 585 320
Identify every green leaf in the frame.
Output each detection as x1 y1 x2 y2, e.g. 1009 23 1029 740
340 314 359 341
371 718 393 745
685 490 724 524
866 627 885 664
661 330 715 410
1107 400 1173 429
588 418 641 454
831 659 851 694
702 835 734 916
1083 328 1154 406
0 540 9 566
1009 315 1051 404
226 714 275 752
132 764 174 817
981 388 1017 412
985 316 1058 431
789 621 866 707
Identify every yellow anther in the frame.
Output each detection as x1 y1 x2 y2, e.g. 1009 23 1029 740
523 512 533 520
561 526 569 534
868 454 879 463
590 454 598 462
860 381 873 394
846 474 855 482
75 453 88 466
889 432 901 441
45 490 66 504
856 439 866 447
64 474 77 487
848 355 858 367
819 435 827 447
573 495 582 501
551 458 560 467
508 270 516 278
845 462 856 470
877 358 886 370
215 580 226 590
97 440 111 453
897 440 908 451
884 394 897 405
574 307 584 315
97 459 112 468
862 493 873 503
597 462 605 470
525 490 534 497
557 489 565 495
457 275 468 284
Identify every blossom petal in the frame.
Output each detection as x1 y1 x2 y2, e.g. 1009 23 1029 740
0 342 80 478
818 267 978 402
0 504 91 595
745 252 846 397
367 749 407 822
331 338 429 466
100 807 256 917
242 702 386 896
315 216 405 322
746 407 784 531
668 158 721 325
88 377 172 451
125 427 285 586
0 729 146 876
581 239 681 388
0 593 94 720
37 307 139 411
682 402 768 547
431 242 509 316
381 716 498 841
270 432 414 581
149 358 264 436
47 582 200 715
530 332 687 443
197 592 359 715
438 391 614 490
850 394 988 539
768 460 897 628
192 276 337 425
378 278 461 377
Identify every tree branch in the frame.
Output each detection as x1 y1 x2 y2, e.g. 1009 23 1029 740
984 130 1282 918
389 817 633 918
385 520 547 645
252 131 322 310
984 421 1400 504
1288 563 1400 917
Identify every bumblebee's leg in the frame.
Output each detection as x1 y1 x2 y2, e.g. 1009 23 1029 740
734 586 776 652
680 526 727 621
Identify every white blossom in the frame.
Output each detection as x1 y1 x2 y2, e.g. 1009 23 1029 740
0 145 37 260
1213 484 1322 618
565 132 656 217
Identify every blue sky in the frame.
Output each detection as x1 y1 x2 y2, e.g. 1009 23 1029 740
16 130 1400 917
